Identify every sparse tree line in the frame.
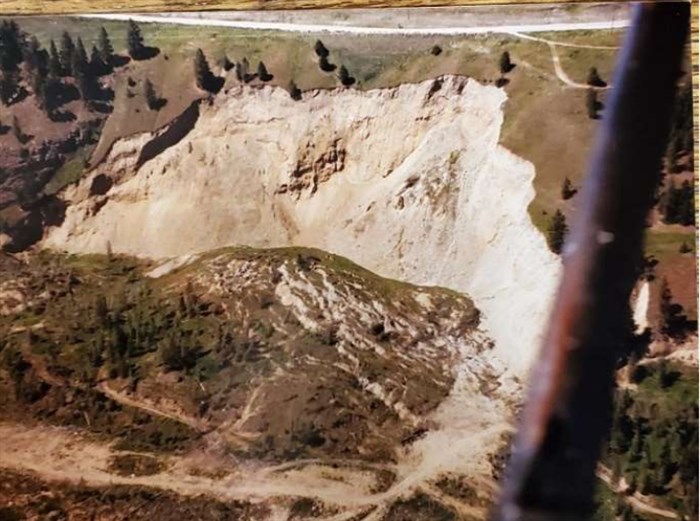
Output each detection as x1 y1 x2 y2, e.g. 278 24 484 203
665 81 694 174
190 38 358 102
0 254 296 457
192 49 272 96
0 255 277 407
546 77 694 257
313 39 354 88
599 282 698 519
0 18 163 146
650 80 696 227
661 179 694 226
0 21 115 111
583 67 607 119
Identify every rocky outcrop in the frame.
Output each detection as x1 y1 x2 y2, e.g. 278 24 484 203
43 76 561 377
281 135 346 197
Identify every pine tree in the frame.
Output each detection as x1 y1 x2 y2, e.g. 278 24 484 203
71 37 88 79
48 39 62 77
665 133 680 173
686 477 699 521
288 79 301 101
657 359 673 388
668 80 694 160
338 65 353 87
660 277 673 326
59 31 75 76
257 61 271 82
194 48 213 91
659 277 684 337
126 19 145 59
240 57 250 81
663 181 680 223
561 177 576 200
98 27 113 66
547 209 568 254
11 115 22 142
318 55 335 72
143 78 159 110
31 62 48 108
658 438 675 485
662 180 694 225
221 55 234 71
94 294 108 325
23 36 44 78
640 470 654 495
677 180 694 226
73 38 95 102
0 20 24 72
0 69 20 105
499 51 513 74
89 45 105 76
586 89 599 119
587 67 605 87
314 39 329 58
629 426 643 463
1 344 27 398
89 336 104 368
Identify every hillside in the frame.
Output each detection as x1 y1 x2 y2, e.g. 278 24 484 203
0 9 695 521
43 74 560 378
0 247 511 519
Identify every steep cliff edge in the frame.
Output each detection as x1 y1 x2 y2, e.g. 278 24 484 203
44 75 561 377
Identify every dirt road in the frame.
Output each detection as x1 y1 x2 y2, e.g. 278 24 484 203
81 12 629 36
0 421 491 519
597 464 679 520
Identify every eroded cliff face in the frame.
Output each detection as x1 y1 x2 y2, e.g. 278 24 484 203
43 75 560 377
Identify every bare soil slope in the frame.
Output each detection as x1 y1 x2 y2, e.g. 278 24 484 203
44 76 561 377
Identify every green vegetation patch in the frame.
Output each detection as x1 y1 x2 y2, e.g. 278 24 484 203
604 361 698 517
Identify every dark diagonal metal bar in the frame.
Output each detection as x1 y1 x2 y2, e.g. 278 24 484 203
491 3 690 520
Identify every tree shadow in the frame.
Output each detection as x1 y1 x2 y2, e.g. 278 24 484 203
660 369 682 388
48 109 76 123
9 86 28 106
319 57 336 72
45 80 80 111
93 85 115 103
89 174 113 196
87 101 113 114
3 195 66 253
259 72 274 82
589 104 604 120
0 122 9 135
148 97 168 111
15 130 33 145
340 75 355 87
664 307 697 340
111 55 131 68
132 46 160 61
202 74 224 94
495 77 510 87
639 255 658 281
